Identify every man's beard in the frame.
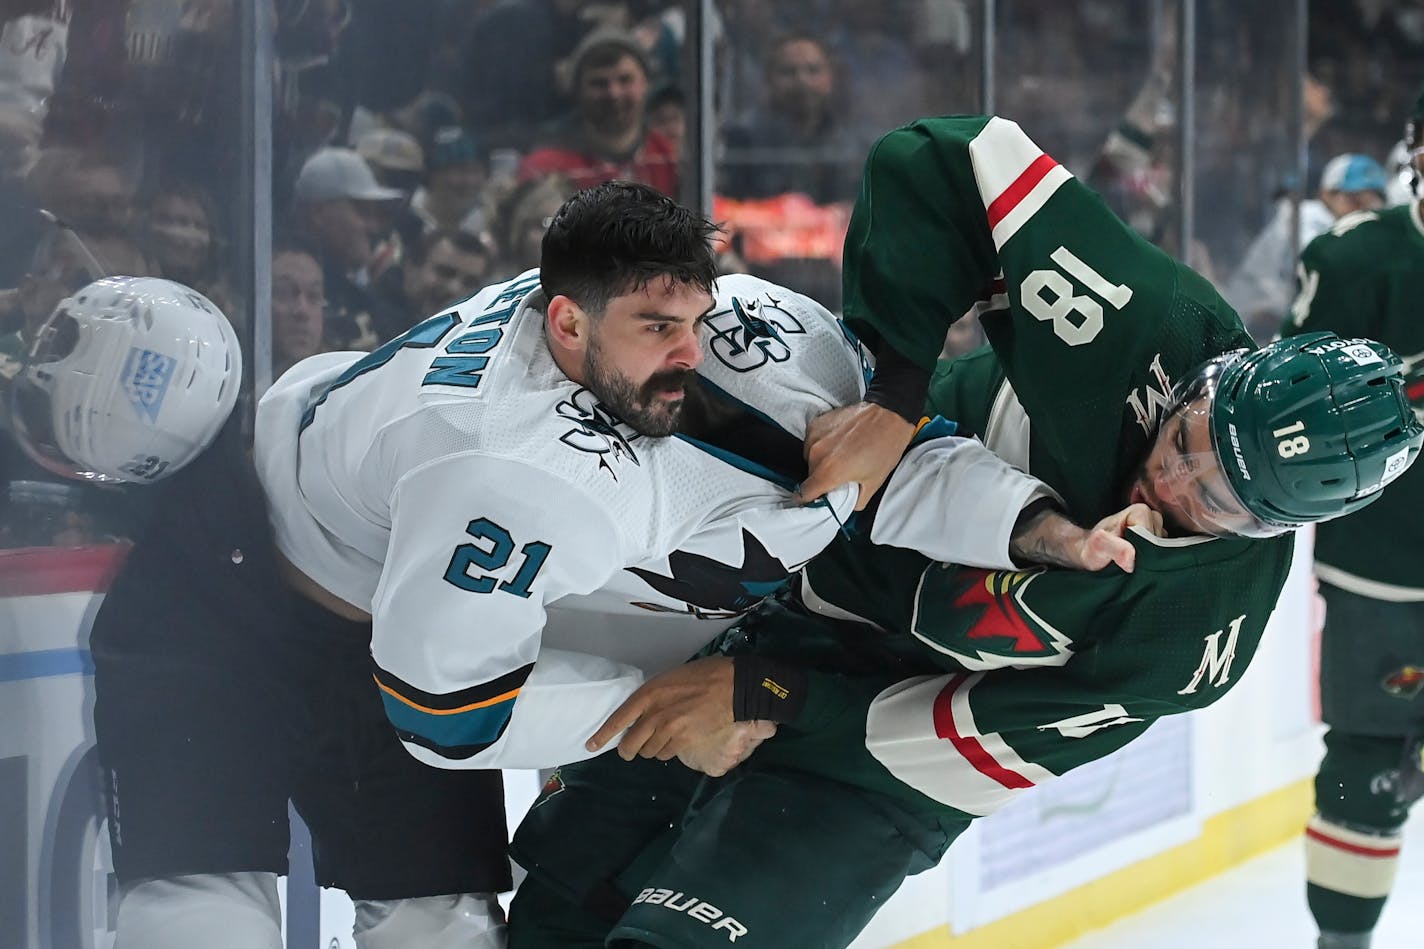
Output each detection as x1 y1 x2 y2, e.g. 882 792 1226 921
584 334 697 437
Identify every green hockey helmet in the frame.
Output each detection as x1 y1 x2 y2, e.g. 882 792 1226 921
1205 332 1422 533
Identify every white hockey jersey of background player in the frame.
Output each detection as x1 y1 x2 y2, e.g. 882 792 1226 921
256 269 1058 772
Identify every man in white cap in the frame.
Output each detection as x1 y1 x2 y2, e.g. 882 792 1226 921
288 146 405 353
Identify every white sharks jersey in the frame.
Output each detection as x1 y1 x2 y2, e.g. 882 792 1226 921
255 271 1050 770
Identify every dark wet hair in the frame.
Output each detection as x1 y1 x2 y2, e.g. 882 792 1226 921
539 180 718 314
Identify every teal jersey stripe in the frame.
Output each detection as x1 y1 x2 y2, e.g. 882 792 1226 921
381 689 517 754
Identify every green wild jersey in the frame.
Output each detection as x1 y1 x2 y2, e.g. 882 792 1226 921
764 115 1297 819
1283 204 1424 600
844 114 1254 521
770 532 1292 819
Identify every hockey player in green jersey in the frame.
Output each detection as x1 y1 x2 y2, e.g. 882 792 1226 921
505 116 1424 949
1281 89 1424 949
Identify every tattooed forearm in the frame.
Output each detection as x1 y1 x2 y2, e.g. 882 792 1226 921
1009 501 1083 569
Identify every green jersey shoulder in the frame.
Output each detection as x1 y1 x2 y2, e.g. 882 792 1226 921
843 115 1254 520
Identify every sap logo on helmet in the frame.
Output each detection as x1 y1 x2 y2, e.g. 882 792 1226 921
632 887 748 942
1228 422 1251 480
121 347 176 423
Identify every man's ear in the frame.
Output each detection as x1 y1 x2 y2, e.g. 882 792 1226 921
546 294 588 351
543 290 589 363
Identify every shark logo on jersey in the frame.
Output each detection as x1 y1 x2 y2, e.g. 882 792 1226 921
704 293 806 372
1126 353 1174 436
556 387 641 480
910 567 1073 670
628 528 793 617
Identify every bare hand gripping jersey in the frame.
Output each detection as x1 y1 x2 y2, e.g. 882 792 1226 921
782 116 1297 818
255 270 1051 771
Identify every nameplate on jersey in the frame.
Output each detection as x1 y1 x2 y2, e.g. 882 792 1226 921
422 274 537 391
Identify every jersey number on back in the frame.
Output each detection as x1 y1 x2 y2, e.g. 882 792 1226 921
1020 247 1133 346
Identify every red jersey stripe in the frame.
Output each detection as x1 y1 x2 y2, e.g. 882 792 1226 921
985 153 1059 231
1306 827 1401 859
932 675 1036 790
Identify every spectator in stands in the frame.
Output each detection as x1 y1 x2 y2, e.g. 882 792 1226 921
287 146 403 351
270 237 327 379
54 151 137 242
355 127 427 286
376 228 495 336
141 181 232 315
519 28 678 196
495 173 576 277
821 0 927 132
444 0 585 153
0 227 148 388
0 109 42 286
355 127 426 199
410 125 491 238
646 83 686 166
720 32 863 205
1224 152 1388 342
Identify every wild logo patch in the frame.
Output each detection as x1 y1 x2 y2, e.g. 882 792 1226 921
533 768 567 809
556 387 641 480
1381 664 1424 699
910 566 1073 669
704 293 806 372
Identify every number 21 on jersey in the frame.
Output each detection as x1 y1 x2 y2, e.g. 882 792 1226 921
444 517 552 599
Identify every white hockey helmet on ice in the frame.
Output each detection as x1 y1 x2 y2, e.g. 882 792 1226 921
10 276 242 483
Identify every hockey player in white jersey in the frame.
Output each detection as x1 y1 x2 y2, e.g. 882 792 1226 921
87 181 1131 949
258 183 1121 778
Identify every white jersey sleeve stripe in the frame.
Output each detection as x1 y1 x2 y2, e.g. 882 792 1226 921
969 116 1074 249
865 673 1055 816
934 674 1036 789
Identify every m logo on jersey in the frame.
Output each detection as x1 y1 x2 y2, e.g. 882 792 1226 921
628 528 791 617
1177 614 1246 695
910 566 1072 669
704 293 806 372
1126 353 1174 436
556 387 641 480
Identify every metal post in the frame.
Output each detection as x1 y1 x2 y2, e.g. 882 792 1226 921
239 0 274 408
981 0 996 115
1176 0 1196 265
680 0 717 215
1289 0 1309 265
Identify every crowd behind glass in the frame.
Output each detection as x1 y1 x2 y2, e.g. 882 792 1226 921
0 0 1418 550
